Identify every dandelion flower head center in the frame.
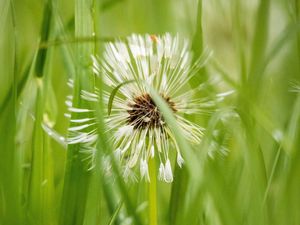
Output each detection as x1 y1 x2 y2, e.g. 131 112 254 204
127 93 176 129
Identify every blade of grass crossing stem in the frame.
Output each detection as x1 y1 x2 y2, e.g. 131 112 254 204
0 1 21 224
148 85 205 225
147 85 200 182
59 0 94 225
171 111 224 225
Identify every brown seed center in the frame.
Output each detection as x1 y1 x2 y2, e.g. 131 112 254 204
127 93 176 129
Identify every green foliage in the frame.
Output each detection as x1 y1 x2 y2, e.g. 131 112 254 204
1 0 300 225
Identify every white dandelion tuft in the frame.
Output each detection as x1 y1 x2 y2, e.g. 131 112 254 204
65 33 220 182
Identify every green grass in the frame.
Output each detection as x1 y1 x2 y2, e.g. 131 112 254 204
1 0 300 225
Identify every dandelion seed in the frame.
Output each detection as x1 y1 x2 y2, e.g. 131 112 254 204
176 152 184 168
158 162 165 180
163 159 173 182
67 33 216 182
140 159 150 182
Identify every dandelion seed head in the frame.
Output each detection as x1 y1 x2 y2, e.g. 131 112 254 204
63 33 223 182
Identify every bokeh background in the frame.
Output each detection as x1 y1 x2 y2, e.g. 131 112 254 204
1 0 300 225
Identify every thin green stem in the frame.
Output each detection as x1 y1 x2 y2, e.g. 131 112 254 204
149 157 157 225
263 145 281 204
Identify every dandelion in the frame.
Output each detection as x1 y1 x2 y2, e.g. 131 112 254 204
66 33 213 182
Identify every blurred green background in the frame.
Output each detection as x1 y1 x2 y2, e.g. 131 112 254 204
1 0 300 225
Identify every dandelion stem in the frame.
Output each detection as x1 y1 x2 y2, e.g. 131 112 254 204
149 157 158 225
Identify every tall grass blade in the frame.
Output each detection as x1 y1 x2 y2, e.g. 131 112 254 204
59 0 94 225
0 1 21 224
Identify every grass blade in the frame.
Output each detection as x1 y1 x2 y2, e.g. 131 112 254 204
0 1 21 224
59 0 95 225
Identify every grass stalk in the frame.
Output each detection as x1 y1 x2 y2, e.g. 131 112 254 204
190 0 206 87
59 0 94 224
168 164 188 225
148 157 157 225
0 1 21 224
82 1 103 225
248 0 270 88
